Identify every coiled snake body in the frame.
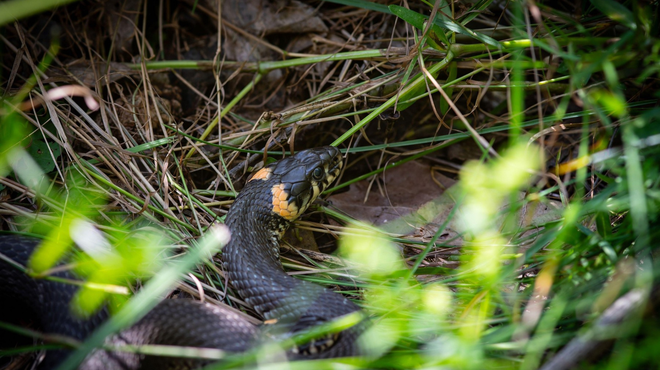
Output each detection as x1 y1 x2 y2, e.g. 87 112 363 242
0 147 361 369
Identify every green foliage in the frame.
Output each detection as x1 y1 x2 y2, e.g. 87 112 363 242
2 0 660 368
71 227 167 316
389 5 449 50
7 149 171 316
0 0 81 27
0 114 29 178
25 137 62 173
335 145 544 368
590 0 636 29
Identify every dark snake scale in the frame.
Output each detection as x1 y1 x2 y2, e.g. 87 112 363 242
0 147 362 369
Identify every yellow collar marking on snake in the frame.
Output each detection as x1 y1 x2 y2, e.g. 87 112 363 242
249 167 272 182
271 183 299 220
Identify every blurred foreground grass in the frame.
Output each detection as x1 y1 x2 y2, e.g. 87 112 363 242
1 0 660 369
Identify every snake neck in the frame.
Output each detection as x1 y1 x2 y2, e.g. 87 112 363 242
223 193 357 322
223 194 295 319
223 201 359 328
225 205 286 273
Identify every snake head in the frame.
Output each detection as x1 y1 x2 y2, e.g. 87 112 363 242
249 146 342 221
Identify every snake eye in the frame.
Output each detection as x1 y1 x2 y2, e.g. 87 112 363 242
312 167 324 180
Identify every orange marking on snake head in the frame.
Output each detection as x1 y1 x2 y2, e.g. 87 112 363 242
270 184 299 220
249 167 272 182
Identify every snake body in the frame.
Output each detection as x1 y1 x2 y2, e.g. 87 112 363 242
0 147 361 369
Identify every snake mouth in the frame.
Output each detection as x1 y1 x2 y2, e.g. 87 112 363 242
328 161 342 179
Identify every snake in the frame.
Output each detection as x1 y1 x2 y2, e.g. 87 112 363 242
0 146 362 369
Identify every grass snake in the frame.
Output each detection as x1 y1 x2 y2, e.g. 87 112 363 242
0 146 362 369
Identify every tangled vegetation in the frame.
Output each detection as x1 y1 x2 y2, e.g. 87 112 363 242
1 0 660 369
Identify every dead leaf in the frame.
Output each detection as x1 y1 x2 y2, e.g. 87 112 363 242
104 0 141 52
214 0 328 35
329 161 462 245
330 160 564 248
49 60 134 87
282 227 319 252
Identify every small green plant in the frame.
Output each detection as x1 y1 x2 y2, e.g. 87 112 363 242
2 0 660 369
